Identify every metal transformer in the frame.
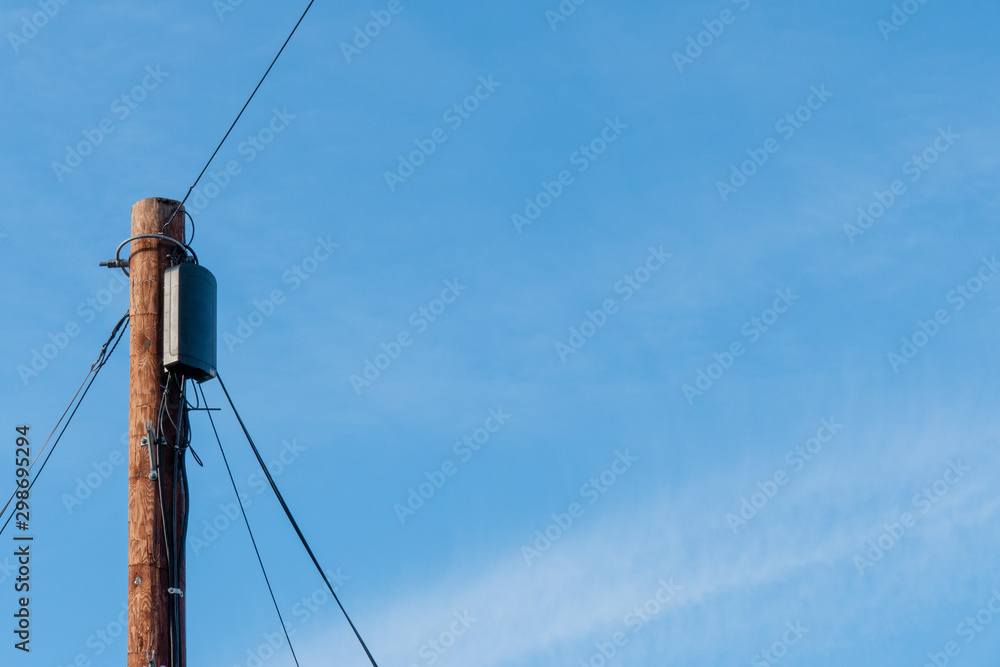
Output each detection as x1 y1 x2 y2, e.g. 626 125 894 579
163 262 217 382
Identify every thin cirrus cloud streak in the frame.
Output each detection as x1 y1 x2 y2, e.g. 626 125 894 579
287 411 1000 666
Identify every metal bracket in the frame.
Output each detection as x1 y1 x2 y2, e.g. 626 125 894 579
99 258 129 269
142 420 159 480
168 587 184 598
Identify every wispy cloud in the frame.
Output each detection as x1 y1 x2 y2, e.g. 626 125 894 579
289 407 1000 667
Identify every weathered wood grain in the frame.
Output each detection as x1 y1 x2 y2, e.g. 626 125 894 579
128 198 186 667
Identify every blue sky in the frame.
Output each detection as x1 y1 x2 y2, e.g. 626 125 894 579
2 0 1000 665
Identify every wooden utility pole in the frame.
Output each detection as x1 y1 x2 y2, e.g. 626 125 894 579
128 197 185 667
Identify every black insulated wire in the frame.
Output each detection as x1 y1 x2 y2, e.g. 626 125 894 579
214 373 381 667
196 383 301 667
154 372 196 667
0 312 130 538
160 0 317 235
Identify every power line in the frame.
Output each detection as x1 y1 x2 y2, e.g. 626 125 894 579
161 0 317 235
196 383 301 667
0 312 130 538
215 373 381 667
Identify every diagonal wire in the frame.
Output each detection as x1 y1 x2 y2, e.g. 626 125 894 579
215 373 381 667
196 383 301 667
0 312 130 537
161 0 317 234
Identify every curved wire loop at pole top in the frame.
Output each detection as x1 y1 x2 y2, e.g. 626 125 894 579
114 234 199 277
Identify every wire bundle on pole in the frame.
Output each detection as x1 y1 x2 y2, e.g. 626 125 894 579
152 371 196 667
7 2 386 664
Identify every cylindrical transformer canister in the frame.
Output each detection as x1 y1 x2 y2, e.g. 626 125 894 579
163 262 217 382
